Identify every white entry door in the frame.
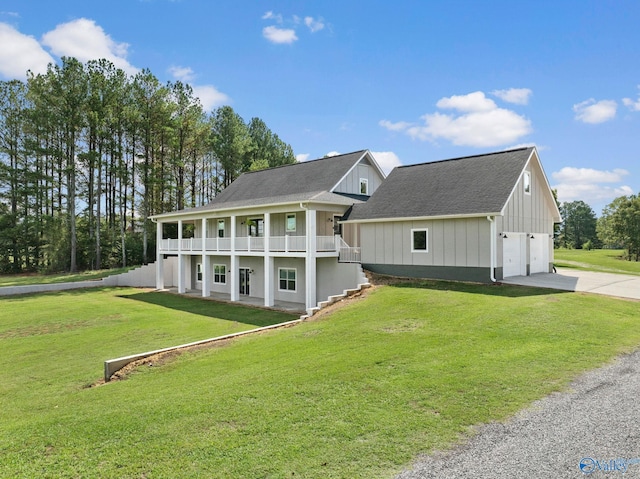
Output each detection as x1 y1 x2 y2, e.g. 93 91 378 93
530 235 549 274
503 233 526 278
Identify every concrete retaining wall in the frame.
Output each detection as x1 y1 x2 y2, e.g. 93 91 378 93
104 318 304 381
0 259 177 297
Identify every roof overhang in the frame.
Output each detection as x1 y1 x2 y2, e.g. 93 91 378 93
151 198 359 222
341 212 501 224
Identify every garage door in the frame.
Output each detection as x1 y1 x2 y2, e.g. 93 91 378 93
530 235 549 274
503 233 526 278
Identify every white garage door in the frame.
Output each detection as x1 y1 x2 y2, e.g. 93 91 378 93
530 235 549 274
503 233 526 278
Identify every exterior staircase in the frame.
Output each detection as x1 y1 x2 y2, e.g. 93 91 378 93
302 264 370 319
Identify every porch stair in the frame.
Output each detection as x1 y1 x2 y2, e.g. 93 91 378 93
301 265 370 319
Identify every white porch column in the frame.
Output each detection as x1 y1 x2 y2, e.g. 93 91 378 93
155 221 164 289
230 215 239 302
178 219 186 294
264 213 274 307
305 209 317 311
201 217 209 298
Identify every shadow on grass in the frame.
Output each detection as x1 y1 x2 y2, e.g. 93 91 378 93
119 291 297 328
387 278 570 298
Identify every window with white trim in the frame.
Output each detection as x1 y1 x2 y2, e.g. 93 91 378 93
213 264 226 284
217 219 225 238
411 229 428 252
360 178 369 195
278 268 297 292
523 171 531 195
196 263 203 282
286 213 296 232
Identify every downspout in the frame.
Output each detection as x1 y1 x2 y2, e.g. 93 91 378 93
487 216 497 282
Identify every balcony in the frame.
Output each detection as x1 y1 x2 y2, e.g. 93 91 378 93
159 235 342 254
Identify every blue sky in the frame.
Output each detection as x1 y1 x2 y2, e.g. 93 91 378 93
1 0 639 214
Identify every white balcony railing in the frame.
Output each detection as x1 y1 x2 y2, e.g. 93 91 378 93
159 235 343 254
337 236 361 263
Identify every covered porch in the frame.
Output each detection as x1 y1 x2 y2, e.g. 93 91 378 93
165 287 306 314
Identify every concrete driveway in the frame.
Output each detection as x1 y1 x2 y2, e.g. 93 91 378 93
502 267 640 300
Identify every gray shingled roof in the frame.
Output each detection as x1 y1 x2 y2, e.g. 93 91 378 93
345 148 534 221
153 150 368 218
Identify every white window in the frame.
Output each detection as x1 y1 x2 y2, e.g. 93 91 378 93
523 171 531 195
278 268 297 292
411 229 428 252
286 213 296 232
213 264 226 284
217 220 225 238
360 178 369 195
196 263 203 282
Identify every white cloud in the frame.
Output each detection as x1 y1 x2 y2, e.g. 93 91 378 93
379 119 413 132
622 97 640 111
507 142 544 151
573 98 617 124
552 166 633 204
296 153 310 162
262 25 298 44
41 18 138 75
192 85 230 111
436 91 497 112
492 88 532 105
168 66 230 110
370 151 402 175
304 16 325 33
380 91 532 147
325 151 340 157
261 12 327 43
169 65 195 82
622 86 640 111
0 22 54 79
262 11 283 23
554 183 633 203
552 167 629 184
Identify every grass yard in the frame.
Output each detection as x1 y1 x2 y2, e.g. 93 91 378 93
554 248 640 276
1 282 640 478
0 268 133 287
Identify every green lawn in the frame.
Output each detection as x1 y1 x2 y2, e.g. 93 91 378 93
555 248 640 275
0 268 133 287
1 282 640 478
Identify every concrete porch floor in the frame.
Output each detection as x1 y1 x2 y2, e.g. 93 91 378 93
162 288 307 314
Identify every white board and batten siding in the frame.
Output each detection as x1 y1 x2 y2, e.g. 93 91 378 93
360 217 492 268
333 158 383 196
498 157 556 276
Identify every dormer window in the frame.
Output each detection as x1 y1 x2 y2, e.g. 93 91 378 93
360 178 369 195
524 171 531 195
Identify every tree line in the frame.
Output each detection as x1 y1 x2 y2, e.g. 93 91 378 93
0 57 296 274
557 195 640 261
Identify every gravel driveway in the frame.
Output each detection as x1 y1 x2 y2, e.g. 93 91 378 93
396 348 640 479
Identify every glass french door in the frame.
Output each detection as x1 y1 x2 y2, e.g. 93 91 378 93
239 268 250 295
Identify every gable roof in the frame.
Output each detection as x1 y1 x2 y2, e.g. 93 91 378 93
344 147 552 222
152 150 375 218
